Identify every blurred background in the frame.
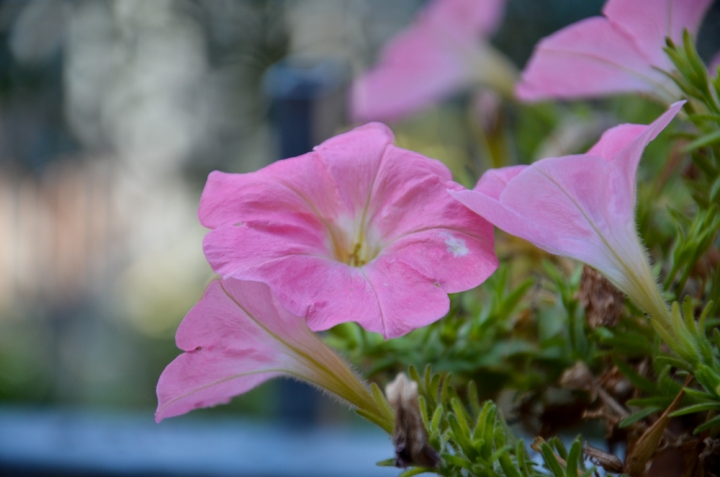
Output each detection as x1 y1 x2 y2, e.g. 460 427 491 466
0 0 718 475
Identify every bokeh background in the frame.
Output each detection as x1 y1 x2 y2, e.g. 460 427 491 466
0 0 719 475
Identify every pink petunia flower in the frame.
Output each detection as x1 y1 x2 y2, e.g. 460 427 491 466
450 102 686 346
516 0 713 102
351 0 517 122
156 278 392 429
199 123 498 339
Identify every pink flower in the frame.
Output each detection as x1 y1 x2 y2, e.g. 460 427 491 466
199 123 498 339
351 0 516 122
156 278 392 430
516 0 713 102
449 102 684 333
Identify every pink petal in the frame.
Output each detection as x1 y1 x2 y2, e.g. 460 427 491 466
586 124 648 161
516 17 672 101
155 280 314 422
366 145 455 239
199 154 343 230
605 100 685 214
351 22 468 122
603 0 713 69
202 220 329 278
361 255 451 339
382 227 498 294
473 165 527 199
313 123 394 215
215 254 384 336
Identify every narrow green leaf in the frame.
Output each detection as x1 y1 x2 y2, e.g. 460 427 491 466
682 129 720 152
467 381 481 418
540 443 566 477
376 458 396 467
618 406 662 428
566 439 582 477
498 452 523 477
430 404 444 434
447 413 477 459
694 413 720 434
670 402 720 417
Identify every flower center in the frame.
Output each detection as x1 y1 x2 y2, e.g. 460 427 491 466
327 215 382 267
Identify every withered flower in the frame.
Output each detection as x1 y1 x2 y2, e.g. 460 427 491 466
386 373 441 469
577 264 624 329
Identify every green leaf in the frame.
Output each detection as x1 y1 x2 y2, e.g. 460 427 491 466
540 442 566 477
447 413 476 459
376 458 396 467
619 406 662 428
670 402 720 417
566 439 583 477
694 413 720 434
682 129 720 152
430 404 444 434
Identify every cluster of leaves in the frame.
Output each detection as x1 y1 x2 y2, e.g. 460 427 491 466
376 366 595 477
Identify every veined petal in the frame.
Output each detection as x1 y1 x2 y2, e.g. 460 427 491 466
473 165 527 199
199 155 343 230
220 254 383 336
314 123 393 215
360 256 450 339
603 0 713 69
156 280 318 421
452 156 623 268
203 220 329 278
600 100 684 215
156 279 383 423
382 227 498 294
516 17 674 101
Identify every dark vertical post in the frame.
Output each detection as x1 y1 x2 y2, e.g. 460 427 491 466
263 57 348 425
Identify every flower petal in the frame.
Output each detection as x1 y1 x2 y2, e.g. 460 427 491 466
351 22 468 122
606 100 684 213
203 220 329 278
361 256 451 339
314 123 394 215
365 145 454 239
155 280 311 422
199 154 343 230
382 227 498 294
603 0 713 69
473 165 527 200
516 17 673 101
219 254 383 336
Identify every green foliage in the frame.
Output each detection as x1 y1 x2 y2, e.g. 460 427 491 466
377 366 598 477
326 263 578 399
